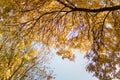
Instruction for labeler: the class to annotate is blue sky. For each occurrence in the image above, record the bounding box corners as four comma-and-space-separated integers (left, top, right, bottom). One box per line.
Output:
50, 49, 98, 80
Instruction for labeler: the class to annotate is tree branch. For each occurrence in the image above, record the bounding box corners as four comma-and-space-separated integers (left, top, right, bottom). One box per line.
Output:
73, 5, 120, 12
57, 0, 74, 9
57, 0, 120, 12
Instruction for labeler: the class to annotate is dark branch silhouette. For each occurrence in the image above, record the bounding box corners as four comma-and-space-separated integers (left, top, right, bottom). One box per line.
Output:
73, 5, 120, 12
57, 0, 120, 12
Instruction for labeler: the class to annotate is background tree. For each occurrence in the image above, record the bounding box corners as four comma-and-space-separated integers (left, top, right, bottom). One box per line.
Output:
0, 0, 120, 80
0, 0, 54, 80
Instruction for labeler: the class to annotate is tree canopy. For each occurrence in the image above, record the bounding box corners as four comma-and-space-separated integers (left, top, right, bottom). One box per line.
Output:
0, 0, 120, 80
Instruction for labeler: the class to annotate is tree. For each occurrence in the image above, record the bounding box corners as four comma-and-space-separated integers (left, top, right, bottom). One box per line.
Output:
0, 0, 53, 80
0, 0, 120, 80
0, 19, 53, 80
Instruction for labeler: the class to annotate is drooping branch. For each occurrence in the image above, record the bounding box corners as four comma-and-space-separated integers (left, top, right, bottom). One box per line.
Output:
57, 0, 120, 12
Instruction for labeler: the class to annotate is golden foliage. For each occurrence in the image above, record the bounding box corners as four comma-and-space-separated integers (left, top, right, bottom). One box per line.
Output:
0, 0, 120, 79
